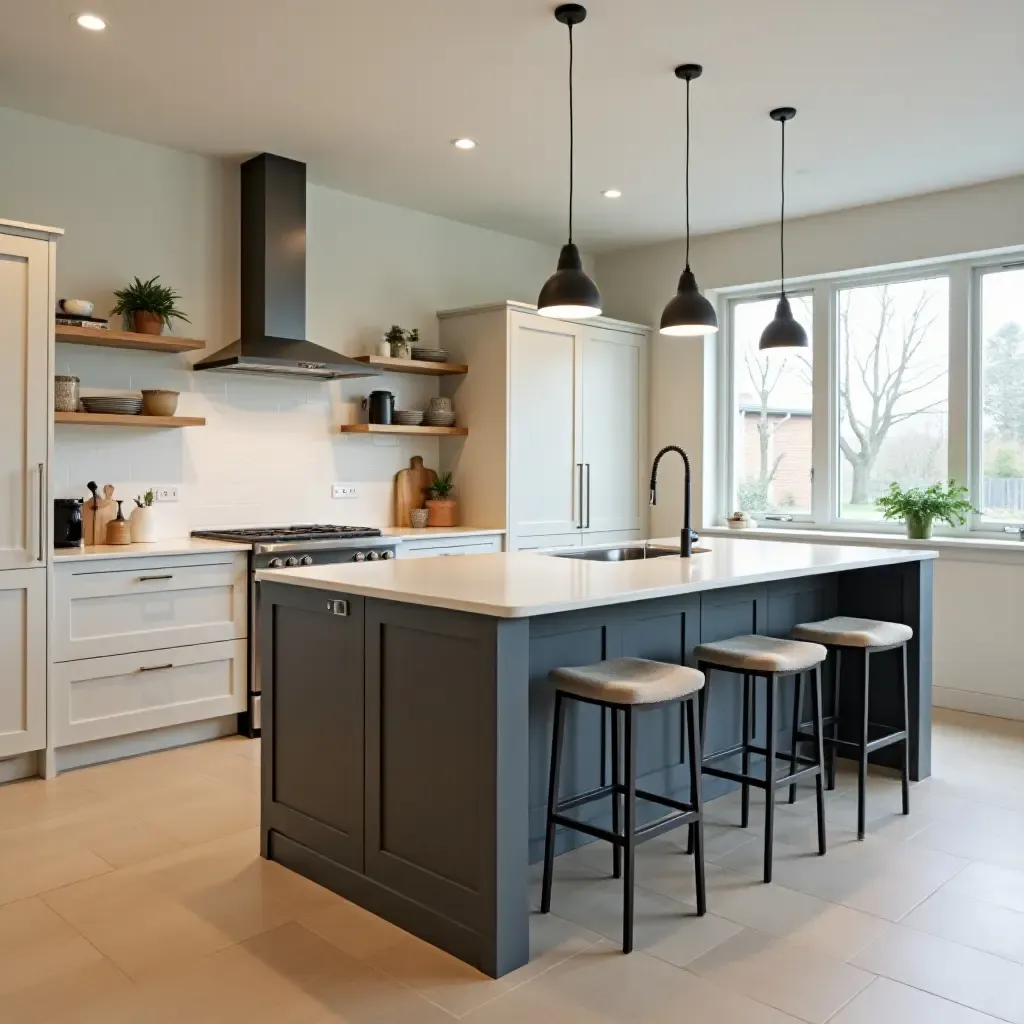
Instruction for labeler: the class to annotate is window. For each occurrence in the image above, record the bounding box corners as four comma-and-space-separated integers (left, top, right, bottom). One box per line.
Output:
721, 255, 1024, 535
837, 277, 949, 520
980, 267, 1024, 523
731, 296, 813, 517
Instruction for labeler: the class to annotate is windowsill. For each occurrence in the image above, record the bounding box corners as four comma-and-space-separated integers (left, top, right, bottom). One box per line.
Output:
702, 524, 1024, 557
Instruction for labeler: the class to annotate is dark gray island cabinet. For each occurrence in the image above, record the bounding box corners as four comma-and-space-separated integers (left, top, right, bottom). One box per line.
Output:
257, 538, 936, 978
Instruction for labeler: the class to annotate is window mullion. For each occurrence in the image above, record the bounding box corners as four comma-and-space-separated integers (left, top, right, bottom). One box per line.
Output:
811, 281, 834, 525
947, 262, 972, 527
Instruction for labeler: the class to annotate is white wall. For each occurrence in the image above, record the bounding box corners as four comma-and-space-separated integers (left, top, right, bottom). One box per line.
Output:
0, 104, 563, 531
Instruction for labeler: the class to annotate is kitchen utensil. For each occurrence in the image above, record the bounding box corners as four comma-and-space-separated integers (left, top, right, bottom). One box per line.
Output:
60, 298, 94, 317
104, 500, 132, 545
54, 375, 80, 413
53, 498, 84, 548
409, 508, 430, 528
367, 390, 396, 425
394, 455, 437, 528
393, 410, 424, 426
141, 389, 179, 416
81, 396, 143, 415
83, 481, 99, 545
93, 484, 117, 544
412, 347, 448, 362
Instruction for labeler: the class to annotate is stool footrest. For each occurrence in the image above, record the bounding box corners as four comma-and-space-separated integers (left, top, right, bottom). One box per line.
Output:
798, 723, 908, 755
704, 743, 818, 767
556, 783, 616, 813
551, 805, 697, 850
703, 761, 821, 790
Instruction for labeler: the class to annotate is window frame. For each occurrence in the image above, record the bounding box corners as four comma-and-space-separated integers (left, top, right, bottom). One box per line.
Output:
716, 250, 1024, 537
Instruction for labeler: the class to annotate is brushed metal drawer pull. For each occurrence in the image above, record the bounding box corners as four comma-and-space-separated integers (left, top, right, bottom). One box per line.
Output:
327, 599, 349, 617
138, 663, 174, 673
137, 574, 174, 582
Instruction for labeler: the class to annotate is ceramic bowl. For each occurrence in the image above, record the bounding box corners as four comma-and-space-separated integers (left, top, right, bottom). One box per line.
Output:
61, 298, 94, 317
141, 389, 180, 416
394, 410, 424, 426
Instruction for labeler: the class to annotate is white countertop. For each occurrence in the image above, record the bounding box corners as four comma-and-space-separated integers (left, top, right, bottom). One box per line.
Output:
256, 536, 938, 618
380, 527, 505, 540
53, 538, 251, 561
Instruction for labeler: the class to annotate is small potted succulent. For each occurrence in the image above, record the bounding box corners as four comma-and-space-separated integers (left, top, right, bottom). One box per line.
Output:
875, 480, 977, 539
426, 472, 458, 527
130, 489, 159, 543
111, 276, 190, 336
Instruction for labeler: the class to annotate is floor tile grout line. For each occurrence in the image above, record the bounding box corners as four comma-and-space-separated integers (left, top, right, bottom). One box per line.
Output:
40, 895, 139, 988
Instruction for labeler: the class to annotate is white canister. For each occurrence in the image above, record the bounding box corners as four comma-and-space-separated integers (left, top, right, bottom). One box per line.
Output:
130, 505, 160, 543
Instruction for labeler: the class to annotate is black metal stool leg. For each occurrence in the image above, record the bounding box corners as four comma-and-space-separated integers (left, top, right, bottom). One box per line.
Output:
686, 696, 707, 916
789, 672, 803, 804
858, 650, 871, 841
540, 691, 566, 913
622, 706, 637, 954
900, 643, 911, 816
687, 664, 710, 855
741, 673, 752, 828
763, 673, 777, 884
811, 663, 827, 855
611, 707, 622, 878
829, 648, 842, 791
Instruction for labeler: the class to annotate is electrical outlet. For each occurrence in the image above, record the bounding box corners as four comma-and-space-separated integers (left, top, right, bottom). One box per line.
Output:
154, 486, 179, 502
332, 483, 359, 499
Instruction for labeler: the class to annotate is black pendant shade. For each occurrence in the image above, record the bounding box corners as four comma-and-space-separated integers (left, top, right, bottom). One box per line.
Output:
759, 106, 807, 350
537, 4, 602, 320
659, 63, 717, 337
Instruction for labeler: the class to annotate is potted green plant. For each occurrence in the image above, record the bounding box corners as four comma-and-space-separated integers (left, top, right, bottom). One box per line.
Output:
130, 489, 159, 543
426, 472, 457, 527
111, 276, 190, 336
875, 480, 977, 539
385, 324, 411, 359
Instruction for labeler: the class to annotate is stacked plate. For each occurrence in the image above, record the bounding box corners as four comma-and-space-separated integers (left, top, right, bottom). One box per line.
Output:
393, 410, 424, 426
423, 410, 456, 427
81, 395, 143, 415
411, 347, 448, 363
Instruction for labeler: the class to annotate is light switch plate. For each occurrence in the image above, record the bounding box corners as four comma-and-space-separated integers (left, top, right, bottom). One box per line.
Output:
332, 483, 359, 499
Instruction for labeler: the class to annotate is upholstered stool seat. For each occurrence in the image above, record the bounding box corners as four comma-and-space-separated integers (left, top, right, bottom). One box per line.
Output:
792, 616, 912, 649
551, 657, 705, 705
694, 635, 827, 675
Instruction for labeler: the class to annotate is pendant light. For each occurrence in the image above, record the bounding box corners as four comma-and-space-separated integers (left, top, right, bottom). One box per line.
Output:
759, 107, 808, 349
660, 64, 718, 337
537, 4, 602, 319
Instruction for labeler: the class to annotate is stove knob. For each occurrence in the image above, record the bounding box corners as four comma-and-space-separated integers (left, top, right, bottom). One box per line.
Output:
367, 550, 381, 561
268, 557, 284, 569
285, 556, 300, 568
381, 550, 394, 560
300, 555, 314, 567
354, 551, 367, 562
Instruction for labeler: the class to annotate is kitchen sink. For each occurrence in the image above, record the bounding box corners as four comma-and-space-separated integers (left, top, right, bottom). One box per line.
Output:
549, 544, 710, 561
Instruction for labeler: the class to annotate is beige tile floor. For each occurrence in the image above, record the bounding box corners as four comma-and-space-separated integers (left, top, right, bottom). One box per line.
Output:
1, 708, 1023, 1022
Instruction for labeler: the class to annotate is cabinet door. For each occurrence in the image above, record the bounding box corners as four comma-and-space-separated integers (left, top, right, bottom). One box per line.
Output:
508, 312, 583, 539
0, 235, 50, 570
0, 567, 46, 757
581, 327, 645, 534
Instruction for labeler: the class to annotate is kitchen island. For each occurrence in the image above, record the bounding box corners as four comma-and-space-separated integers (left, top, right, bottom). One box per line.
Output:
256, 537, 935, 977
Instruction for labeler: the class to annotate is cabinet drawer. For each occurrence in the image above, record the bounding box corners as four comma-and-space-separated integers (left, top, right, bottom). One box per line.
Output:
54, 555, 247, 661
52, 640, 247, 747
399, 536, 503, 559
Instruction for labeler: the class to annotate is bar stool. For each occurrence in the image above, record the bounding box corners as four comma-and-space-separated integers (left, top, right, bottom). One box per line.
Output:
540, 657, 707, 954
791, 616, 912, 840
693, 635, 828, 884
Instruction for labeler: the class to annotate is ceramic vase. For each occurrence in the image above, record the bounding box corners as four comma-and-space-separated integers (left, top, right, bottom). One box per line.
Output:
130, 505, 159, 543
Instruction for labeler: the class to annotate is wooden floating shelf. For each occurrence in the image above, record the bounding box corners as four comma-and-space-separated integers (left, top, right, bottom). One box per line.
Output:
338, 424, 468, 437
55, 325, 206, 354
353, 355, 468, 377
55, 411, 206, 428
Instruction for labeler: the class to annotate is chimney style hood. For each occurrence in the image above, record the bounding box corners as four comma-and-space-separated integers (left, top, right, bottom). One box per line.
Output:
195, 153, 378, 380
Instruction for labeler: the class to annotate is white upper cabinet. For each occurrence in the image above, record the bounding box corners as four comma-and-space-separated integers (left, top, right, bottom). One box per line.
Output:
0, 231, 51, 571
508, 312, 583, 538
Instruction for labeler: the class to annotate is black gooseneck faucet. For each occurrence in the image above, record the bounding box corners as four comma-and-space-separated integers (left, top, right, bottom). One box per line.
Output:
650, 445, 697, 557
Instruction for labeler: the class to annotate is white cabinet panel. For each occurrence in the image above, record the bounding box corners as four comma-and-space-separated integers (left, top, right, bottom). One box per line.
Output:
0, 235, 50, 570
582, 327, 644, 534
0, 567, 45, 757
54, 554, 247, 662
398, 536, 503, 558
508, 312, 583, 539
52, 640, 247, 746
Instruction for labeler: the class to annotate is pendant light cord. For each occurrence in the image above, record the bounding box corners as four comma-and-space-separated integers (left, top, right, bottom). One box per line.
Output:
779, 116, 786, 297
567, 21, 575, 244
684, 74, 691, 270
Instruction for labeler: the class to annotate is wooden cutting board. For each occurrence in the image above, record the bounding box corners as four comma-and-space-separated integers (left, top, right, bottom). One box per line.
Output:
83, 484, 117, 546
394, 456, 437, 527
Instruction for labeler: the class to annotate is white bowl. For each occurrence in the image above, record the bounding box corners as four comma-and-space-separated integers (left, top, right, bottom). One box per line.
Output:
61, 299, 94, 317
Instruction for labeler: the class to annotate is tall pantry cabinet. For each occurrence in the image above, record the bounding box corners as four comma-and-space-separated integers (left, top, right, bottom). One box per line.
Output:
0, 220, 58, 763
438, 302, 648, 551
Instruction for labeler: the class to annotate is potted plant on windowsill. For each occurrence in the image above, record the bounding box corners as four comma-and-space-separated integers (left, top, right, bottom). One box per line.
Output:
875, 480, 976, 539
426, 472, 457, 527
111, 276, 190, 336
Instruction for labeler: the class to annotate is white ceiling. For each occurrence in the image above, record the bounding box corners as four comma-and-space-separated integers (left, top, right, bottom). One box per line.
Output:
2, 0, 1023, 250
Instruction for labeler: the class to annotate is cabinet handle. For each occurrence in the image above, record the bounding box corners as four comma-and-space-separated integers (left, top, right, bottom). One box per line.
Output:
585, 463, 591, 530
138, 663, 173, 673
37, 463, 45, 563
327, 599, 349, 617
137, 574, 174, 582
576, 463, 584, 529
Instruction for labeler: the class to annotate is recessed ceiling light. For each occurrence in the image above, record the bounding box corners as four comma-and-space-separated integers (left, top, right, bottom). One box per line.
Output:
75, 13, 107, 30
602, 189, 622, 199
452, 138, 477, 150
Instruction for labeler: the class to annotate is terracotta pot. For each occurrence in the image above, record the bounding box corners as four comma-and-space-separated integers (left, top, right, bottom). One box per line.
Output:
426, 499, 457, 528
132, 311, 164, 335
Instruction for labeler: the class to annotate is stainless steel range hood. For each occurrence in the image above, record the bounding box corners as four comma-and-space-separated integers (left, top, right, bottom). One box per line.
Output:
194, 153, 378, 381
